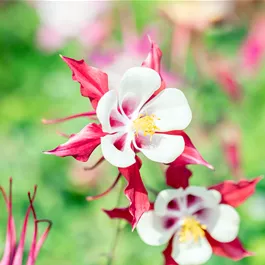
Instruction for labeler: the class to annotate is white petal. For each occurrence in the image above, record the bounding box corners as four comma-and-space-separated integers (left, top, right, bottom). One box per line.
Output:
155, 189, 184, 216
119, 67, 161, 115
100, 133, 135, 168
136, 211, 175, 246
97, 90, 126, 133
134, 134, 185, 164
208, 189, 222, 204
141, 88, 192, 131
172, 235, 212, 265
184, 186, 221, 214
207, 204, 240, 243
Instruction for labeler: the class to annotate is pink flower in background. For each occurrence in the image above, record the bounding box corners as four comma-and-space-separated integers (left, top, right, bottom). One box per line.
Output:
0, 179, 52, 265
210, 57, 242, 101
43, 39, 212, 227
105, 175, 261, 265
90, 34, 182, 90
32, 1, 112, 51
241, 15, 265, 74
160, 1, 234, 32
160, 1, 235, 66
220, 123, 243, 180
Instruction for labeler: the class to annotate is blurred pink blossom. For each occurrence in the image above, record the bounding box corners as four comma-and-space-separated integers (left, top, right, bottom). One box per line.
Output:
90, 34, 183, 90
212, 58, 242, 101
160, 1, 234, 32
32, 1, 113, 52
240, 15, 265, 74
219, 123, 243, 180
160, 1, 235, 65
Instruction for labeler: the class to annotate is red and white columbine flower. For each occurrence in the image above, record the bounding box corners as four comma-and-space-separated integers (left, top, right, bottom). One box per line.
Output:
96, 66, 192, 168
0, 179, 52, 265
44, 38, 211, 227
137, 187, 241, 265
105, 176, 261, 265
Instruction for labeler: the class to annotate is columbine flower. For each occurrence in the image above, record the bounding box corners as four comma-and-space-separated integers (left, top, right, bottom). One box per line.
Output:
31, 1, 112, 51
0, 178, 52, 265
43, 38, 211, 227
137, 186, 241, 265
94, 66, 192, 168
105, 176, 261, 264
45, 64, 193, 168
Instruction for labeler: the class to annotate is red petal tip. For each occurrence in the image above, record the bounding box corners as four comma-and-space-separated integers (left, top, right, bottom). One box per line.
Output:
257, 175, 264, 181
131, 225, 137, 231
43, 150, 53, 155
208, 164, 215, 170
56, 131, 71, 138
41, 118, 49, 124
245, 251, 255, 258
86, 173, 121, 201
147, 34, 152, 43
86, 196, 95, 201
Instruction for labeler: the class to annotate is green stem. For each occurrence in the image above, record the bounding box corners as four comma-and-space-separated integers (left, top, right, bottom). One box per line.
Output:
106, 180, 124, 265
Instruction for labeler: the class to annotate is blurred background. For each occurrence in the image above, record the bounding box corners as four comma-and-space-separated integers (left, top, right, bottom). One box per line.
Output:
0, 1, 265, 265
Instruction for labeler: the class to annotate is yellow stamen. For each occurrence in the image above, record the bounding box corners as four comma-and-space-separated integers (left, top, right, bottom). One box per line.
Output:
133, 113, 160, 140
178, 217, 207, 243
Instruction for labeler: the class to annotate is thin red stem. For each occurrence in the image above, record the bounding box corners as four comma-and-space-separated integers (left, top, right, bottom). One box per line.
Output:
34, 219, 52, 260
56, 131, 71, 138
12, 186, 37, 265
86, 173, 121, 201
26, 191, 38, 265
106, 180, 124, 265
42, 111, 97, 125
84, 156, 105, 171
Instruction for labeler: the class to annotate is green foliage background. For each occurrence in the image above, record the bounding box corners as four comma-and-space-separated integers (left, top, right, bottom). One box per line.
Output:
0, 1, 264, 265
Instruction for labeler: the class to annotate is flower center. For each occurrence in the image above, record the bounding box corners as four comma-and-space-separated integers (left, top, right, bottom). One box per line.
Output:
133, 113, 160, 140
178, 216, 207, 243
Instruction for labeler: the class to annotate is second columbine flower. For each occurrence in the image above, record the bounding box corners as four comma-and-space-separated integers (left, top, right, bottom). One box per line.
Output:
137, 187, 240, 265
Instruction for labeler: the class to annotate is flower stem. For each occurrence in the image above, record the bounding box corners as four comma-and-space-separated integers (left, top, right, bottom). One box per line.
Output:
106, 179, 124, 265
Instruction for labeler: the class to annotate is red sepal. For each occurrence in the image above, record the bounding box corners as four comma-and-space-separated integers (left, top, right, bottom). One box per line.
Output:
119, 161, 150, 230
104, 203, 154, 226
165, 131, 213, 188
166, 166, 192, 189
206, 234, 253, 261
60, 55, 109, 109
142, 36, 162, 77
104, 207, 133, 225
141, 37, 167, 96
209, 176, 262, 207
163, 237, 178, 265
44, 123, 105, 162
170, 132, 213, 169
